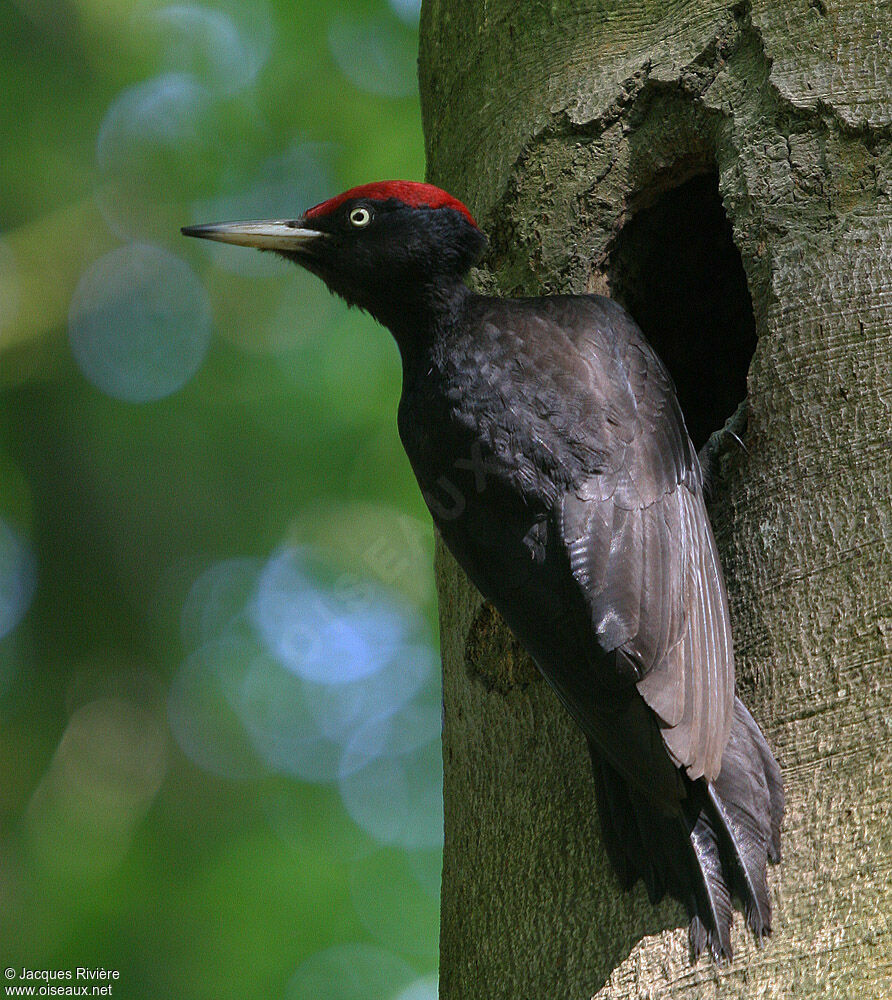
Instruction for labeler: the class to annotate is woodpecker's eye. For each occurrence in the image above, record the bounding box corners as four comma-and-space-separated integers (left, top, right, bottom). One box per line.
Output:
349, 207, 372, 228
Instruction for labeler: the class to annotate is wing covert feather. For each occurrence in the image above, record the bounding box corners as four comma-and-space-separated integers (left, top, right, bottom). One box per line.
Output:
553, 298, 735, 782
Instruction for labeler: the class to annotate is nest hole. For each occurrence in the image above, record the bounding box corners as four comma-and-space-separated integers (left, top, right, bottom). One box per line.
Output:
607, 172, 756, 450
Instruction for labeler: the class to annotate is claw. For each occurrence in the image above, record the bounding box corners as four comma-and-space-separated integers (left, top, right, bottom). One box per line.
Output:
698, 399, 749, 491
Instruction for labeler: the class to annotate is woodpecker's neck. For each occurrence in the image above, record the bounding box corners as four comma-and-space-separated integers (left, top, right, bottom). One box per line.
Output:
369, 276, 473, 376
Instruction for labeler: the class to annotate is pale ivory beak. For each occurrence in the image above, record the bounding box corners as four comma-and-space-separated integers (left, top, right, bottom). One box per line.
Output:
181, 220, 324, 251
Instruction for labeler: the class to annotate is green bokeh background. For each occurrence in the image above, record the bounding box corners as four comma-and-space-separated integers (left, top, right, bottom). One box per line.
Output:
0, 1, 439, 996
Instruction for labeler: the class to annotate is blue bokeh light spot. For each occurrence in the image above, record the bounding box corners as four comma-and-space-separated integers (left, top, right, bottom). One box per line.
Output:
189, 140, 335, 278
338, 694, 444, 849
167, 634, 269, 782
327, 17, 417, 98
96, 73, 221, 240
237, 652, 344, 783
407, 846, 442, 899
0, 518, 37, 640
388, 0, 422, 25
173, 551, 439, 785
286, 944, 416, 1000
305, 642, 435, 748
339, 694, 441, 777
252, 547, 418, 686
150, 3, 272, 95
68, 243, 212, 403
181, 557, 263, 651
394, 975, 439, 1000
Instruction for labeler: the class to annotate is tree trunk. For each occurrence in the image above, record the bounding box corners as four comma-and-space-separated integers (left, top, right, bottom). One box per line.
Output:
418, 1, 892, 997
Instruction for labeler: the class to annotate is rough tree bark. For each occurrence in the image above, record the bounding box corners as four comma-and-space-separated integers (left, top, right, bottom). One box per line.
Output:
418, 1, 891, 997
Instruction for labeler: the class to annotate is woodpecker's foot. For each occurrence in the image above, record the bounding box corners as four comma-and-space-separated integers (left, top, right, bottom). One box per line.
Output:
698, 399, 749, 491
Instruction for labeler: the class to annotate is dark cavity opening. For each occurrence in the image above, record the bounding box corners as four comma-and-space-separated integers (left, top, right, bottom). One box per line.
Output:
607, 172, 756, 451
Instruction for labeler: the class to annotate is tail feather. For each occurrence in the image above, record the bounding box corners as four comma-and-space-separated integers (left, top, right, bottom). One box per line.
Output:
706, 699, 783, 937
593, 751, 735, 960
687, 805, 734, 959
706, 782, 771, 936
736, 700, 785, 862
589, 697, 783, 962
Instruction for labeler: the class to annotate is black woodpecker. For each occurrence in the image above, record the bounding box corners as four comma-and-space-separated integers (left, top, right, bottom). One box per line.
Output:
183, 181, 784, 961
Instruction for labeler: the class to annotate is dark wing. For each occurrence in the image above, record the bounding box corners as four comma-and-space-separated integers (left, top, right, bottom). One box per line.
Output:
550, 297, 735, 782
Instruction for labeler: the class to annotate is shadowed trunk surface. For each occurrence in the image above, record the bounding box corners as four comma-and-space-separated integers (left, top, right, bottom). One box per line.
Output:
418, 1, 892, 996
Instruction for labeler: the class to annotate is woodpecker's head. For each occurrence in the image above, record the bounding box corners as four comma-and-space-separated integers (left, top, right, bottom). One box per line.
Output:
182, 181, 486, 326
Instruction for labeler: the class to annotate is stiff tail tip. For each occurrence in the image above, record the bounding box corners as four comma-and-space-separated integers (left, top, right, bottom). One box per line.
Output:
591, 697, 783, 965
